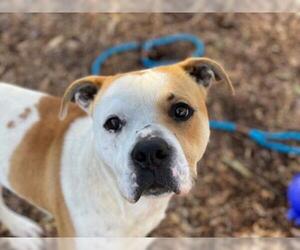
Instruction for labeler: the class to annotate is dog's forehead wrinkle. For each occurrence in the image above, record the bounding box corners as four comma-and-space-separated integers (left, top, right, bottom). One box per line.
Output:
167, 93, 175, 101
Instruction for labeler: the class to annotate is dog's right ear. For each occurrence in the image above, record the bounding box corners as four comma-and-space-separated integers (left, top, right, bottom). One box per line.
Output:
178, 57, 235, 95
59, 76, 105, 120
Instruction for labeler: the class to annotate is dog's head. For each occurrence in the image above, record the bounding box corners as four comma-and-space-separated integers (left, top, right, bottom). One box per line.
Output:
60, 57, 233, 203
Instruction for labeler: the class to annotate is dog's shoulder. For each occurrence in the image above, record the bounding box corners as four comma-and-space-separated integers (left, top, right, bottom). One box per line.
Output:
0, 83, 46, 188
0, 83, 86, 213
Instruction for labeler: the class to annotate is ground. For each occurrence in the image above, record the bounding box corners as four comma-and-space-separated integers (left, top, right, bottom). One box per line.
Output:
0, 13, 299, 237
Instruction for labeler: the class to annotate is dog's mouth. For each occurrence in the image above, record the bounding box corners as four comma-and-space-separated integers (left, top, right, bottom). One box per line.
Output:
143, 182, 173, 196
133, 182, 177, 203
132, 169, 180, 202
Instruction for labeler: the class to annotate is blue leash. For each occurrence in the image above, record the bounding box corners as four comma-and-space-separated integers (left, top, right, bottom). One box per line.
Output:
91, 33, 205, 75
91, 33, 300, 156
210, 121, 300, 155
91, 41, 140, 76
141, 33, 205, 68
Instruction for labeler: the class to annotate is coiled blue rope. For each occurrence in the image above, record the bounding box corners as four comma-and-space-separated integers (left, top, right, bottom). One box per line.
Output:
91, 33, 300, 156
91, 41, 140, 76
141, 33, 205, 68
91, 33, 204, 75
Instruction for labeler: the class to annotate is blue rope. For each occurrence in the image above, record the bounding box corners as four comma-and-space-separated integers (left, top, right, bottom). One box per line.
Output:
249, 129, 300, 155
91, 33, 204, 75
209, 120, 236, 133
91, 34, 300, 156
141, 33, 205, 68
91, 42, 140, 75
210, 121, 300, 156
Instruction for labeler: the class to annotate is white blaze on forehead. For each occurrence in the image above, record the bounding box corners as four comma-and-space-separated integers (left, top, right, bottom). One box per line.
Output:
103, 70, 168, 100
93, 70, 169, 126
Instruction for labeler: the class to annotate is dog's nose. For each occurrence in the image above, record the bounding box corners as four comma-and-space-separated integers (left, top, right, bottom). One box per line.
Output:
131, 137, 171, 169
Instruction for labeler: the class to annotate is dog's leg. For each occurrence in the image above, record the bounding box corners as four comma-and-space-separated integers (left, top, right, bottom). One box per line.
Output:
0, 186, 42, 237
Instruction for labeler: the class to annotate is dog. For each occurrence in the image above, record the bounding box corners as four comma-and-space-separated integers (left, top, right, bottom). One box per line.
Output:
0, 57, 233, 249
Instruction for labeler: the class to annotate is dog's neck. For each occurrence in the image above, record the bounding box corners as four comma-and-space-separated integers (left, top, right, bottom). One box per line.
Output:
60, 116, 172, 236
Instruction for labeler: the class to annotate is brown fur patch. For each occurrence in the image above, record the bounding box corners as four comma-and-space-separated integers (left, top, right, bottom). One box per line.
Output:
19, 107, 31, 120
9, 96, 86, 236
157, 65, 210, 176
7, 120, 15, 129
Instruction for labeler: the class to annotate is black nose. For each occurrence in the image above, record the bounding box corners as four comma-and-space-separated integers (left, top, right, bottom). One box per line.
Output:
131, 137, 171, 169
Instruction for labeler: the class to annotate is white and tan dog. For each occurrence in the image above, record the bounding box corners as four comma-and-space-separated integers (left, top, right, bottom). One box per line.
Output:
0, 58, 232, 248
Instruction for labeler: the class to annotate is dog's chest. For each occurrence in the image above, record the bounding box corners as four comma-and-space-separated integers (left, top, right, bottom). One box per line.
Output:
70, 195, 171, 236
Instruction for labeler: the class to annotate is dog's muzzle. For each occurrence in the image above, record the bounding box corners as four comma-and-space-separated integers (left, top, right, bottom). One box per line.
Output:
131, 137, 180, 202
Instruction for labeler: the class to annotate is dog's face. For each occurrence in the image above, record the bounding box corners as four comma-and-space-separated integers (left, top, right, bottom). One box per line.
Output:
60, 57, 233, 203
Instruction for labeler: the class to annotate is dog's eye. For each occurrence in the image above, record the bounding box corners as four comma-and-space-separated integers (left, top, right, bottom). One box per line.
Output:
169, 102, 194, 122
103, 116, 123, 132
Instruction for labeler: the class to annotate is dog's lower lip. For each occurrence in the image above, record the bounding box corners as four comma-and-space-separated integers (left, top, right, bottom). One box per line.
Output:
131, 182, 179, 203
133, 189, 143, 203
142, 182, 176, 196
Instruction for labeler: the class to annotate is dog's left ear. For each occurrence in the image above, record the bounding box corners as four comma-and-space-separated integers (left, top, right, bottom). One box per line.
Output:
179, 57, 235, 94
59, 76, 105, 120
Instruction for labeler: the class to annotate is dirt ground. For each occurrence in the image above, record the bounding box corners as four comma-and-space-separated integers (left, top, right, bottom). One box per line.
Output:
0, 13, 299, 237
